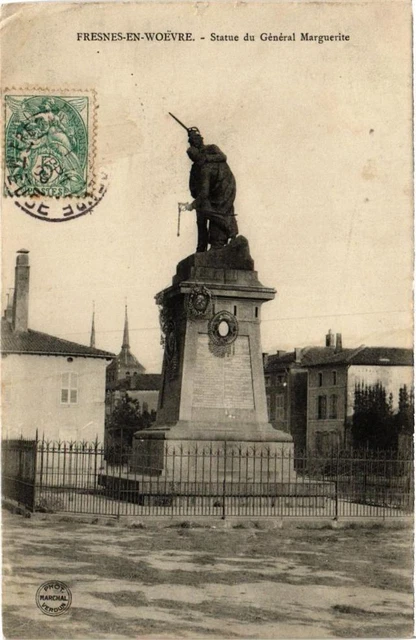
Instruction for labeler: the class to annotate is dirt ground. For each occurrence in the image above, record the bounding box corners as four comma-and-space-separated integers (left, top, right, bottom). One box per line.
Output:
2, 511, 414, 639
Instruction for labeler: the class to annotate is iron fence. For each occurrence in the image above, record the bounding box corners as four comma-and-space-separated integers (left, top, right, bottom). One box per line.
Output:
2, 438, 414, 518
2, 437, 38, 511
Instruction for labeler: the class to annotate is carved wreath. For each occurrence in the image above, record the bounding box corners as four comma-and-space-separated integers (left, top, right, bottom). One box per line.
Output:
208, 310, 239, 347
155, 291, 170, 347
187, 284, 212, 320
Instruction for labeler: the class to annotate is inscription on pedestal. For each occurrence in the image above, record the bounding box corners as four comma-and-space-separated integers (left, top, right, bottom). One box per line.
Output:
193, 335, 254, 409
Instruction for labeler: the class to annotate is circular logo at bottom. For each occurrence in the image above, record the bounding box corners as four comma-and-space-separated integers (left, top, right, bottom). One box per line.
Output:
36, 581, 72, 616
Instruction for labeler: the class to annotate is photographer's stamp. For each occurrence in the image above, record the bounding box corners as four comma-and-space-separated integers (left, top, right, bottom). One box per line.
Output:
35, 580, 72, 617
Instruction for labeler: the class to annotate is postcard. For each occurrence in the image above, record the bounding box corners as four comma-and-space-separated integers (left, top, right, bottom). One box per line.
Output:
1, 1, 413, 638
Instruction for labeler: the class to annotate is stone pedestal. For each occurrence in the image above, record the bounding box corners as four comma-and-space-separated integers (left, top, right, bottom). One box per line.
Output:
132, 236, 293, 481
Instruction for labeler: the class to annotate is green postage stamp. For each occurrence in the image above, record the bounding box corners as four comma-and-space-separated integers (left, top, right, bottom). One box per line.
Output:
4, 90, 95, 198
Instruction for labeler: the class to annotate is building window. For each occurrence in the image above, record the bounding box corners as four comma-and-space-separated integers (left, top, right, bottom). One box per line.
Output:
317, 395, 327, 420
265, 375, 271, 388
329, 394, 338, 419
276, 394, 284, 420
61, 373, 78, 404
318, 372, 323, 387
266, 394, 271, 420
332, 371, 337, 386
277, 375, 284, 384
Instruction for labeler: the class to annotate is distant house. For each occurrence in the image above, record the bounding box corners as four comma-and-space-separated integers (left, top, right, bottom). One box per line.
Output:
2, 250, 114, 442
264, 330, 414, 454
263, 336, 337, 454
306, 337, 413, 452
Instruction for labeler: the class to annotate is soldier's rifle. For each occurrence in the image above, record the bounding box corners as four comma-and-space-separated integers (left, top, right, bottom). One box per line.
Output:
169, 113, 199, 237
168, 112, 191, 132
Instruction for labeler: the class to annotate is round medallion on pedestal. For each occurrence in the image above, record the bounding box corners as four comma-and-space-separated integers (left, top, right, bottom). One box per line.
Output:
208, 310, 239, 346
187, 285, 212, 320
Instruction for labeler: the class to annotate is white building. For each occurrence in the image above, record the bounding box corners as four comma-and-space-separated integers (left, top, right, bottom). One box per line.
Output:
2, 250, 114, 442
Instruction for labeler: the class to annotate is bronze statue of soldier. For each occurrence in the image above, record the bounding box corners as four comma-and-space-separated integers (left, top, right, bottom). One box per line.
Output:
170, 114, 238, 252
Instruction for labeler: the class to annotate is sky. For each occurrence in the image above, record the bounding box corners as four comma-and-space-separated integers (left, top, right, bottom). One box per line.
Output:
2, 1, 413, 373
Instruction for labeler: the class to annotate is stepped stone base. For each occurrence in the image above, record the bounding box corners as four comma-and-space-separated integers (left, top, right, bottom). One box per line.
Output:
131, 435, 294, 482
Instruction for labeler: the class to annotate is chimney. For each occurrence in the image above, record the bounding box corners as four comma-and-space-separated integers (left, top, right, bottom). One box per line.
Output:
262, 352, 269, 369
295, 348, 302, 363
325, 329, 335, 347
335, 333, 343, 353
12, 249, 30, 332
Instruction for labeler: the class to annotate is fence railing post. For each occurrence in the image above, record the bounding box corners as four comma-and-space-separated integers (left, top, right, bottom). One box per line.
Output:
334, 455, 339, 520
31, 436, 38, 513
38, 436, 45, 501
117, 429, 123, 519
93, 437, 99, 493
222, 441, 227, 520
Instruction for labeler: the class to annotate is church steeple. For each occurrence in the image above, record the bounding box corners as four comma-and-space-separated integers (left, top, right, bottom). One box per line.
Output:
122, 304, 130, 348
106, 303, 146, 386
90, 302, 96, 348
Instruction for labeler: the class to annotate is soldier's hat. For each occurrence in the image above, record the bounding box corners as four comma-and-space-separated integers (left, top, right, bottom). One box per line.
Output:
188, 127, 201, 135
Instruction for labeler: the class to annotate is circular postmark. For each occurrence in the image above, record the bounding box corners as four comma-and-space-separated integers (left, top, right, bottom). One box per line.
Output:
36, 580, 72, 616
5, 170, 109, 222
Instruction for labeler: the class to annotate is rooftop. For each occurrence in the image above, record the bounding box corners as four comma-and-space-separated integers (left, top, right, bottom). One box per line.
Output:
306, 346, 413, 367
265, 347, 336, 372
116, 347, 146, 372
265, 346, 413, 370
1, 318, 114, 359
